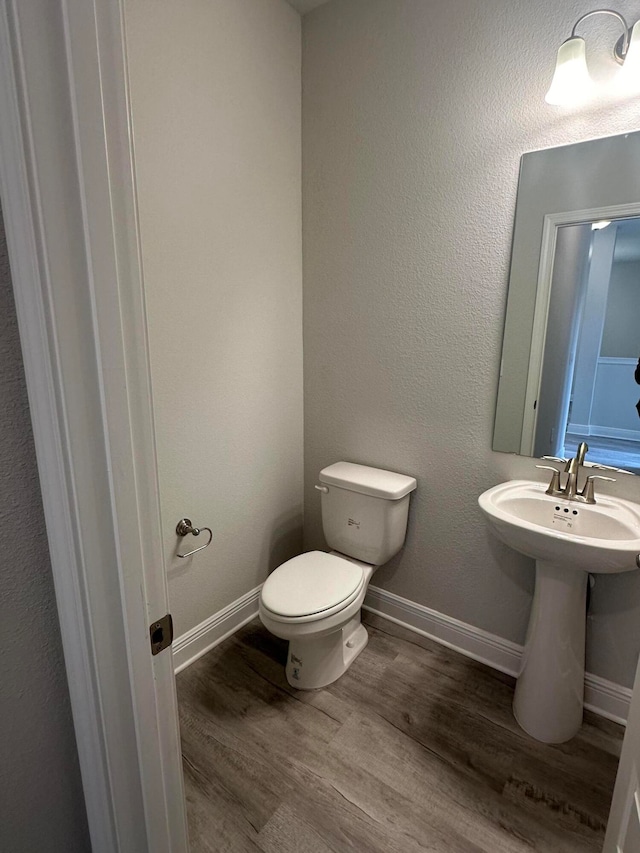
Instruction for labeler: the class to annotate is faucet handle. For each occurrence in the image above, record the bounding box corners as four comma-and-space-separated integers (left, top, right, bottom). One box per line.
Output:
536, 465, 562, 494
581, 474, 616, 504
542, 455, 568, 463
585, 462, 634, 475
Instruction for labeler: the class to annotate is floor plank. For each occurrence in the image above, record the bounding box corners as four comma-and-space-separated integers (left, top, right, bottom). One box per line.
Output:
177, 612, 623, 852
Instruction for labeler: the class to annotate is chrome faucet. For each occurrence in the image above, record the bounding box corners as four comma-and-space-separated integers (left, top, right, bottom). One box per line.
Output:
536, 442, 618, 504
564, 441, 588, 500
575, 441, 588, 468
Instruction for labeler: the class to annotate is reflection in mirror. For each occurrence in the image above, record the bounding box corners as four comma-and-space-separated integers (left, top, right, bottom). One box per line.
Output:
493, 131, 640, 472
536, 217, 640, 468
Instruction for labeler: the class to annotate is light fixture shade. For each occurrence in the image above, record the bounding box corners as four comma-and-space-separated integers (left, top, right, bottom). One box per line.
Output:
545, 37, 593, 105
617, 21, 640, 94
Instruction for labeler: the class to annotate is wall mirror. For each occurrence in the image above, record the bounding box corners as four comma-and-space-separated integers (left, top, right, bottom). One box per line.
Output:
493, 131, 640, 471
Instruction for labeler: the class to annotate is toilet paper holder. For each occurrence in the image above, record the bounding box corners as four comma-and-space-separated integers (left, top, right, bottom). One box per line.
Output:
176, 518, 213, 558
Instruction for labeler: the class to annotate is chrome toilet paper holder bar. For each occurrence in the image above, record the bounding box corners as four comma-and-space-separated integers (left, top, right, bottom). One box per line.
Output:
176, 518, 213, 558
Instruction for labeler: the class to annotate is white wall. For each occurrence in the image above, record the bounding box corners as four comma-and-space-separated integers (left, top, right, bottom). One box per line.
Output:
0, 206, 89, 851
302, 0, 640, 688
124, 0, 303, 636
602, 260, 640, 358
591, 359, 640, 435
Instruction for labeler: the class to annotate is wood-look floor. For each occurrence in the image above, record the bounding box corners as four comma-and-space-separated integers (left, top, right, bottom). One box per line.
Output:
177, 612, 623, 853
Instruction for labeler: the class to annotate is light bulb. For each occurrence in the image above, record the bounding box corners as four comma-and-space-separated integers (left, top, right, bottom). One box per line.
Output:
545, 37, 593, 105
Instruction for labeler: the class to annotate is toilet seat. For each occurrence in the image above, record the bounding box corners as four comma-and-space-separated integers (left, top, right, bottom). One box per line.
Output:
260, 551, 365, 623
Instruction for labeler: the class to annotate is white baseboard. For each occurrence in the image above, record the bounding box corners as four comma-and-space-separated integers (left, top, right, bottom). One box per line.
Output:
172, 581, 632, 725
584, 673, 632, 726
172, 585, 262, 674
364, 585, 631, 726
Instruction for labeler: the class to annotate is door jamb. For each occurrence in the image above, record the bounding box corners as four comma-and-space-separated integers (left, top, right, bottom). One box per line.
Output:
0, 1, 188, 849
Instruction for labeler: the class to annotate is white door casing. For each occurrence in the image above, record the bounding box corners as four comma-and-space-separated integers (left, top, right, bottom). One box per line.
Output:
0, 0, 188, 850
605, 652, 640, 852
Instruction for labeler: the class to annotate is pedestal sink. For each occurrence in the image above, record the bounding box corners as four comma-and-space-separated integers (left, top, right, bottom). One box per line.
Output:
479, 479, 640, 743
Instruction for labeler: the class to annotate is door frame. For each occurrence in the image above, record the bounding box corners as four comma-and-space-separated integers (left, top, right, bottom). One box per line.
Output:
605, 650, 640, 851
0, 0, 188, 850
521, 203, 640, 456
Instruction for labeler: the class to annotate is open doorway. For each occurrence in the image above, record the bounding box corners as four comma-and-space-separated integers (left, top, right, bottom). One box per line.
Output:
535, 217, 640, 470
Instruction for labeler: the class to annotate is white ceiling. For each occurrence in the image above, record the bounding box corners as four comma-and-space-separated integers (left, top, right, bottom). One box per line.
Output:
286, 0, 331, 14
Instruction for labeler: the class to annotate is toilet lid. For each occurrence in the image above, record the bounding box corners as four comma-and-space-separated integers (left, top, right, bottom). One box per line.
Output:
261, 551, 365, 618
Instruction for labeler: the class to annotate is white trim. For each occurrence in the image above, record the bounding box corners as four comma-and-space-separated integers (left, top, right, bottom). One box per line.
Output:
521, 215, 558, 455
173, 587, 262, 674
604, 654, 640, 850
59, 0, 189, 848
0, 1, 189, 849
584, 673, 633, 726
569, 423, 640, 442
598, 357, 638, 366
364, 585, 631, 725
543, 204, 640, 229
0, 3, 116, 848
364, 586, 522, 675
173, 582, 632, 724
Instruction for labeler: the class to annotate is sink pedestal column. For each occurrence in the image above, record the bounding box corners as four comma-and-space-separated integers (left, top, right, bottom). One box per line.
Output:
513, 560, 587, 743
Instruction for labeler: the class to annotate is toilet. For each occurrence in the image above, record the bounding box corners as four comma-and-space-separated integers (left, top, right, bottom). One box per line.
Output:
259, 461, 417, 689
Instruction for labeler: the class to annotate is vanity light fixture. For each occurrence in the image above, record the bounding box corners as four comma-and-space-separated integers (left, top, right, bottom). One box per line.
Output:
591, 219, 612, 229
546, 10, 640, 105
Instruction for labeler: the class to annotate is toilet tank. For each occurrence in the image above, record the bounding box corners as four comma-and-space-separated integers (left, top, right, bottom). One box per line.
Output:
318, 462, 417, 565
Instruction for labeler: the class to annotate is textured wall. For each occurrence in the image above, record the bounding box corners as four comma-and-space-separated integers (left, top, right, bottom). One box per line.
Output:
124, 0, 303, 636
302, 0, 640, 687
0, 206, 89, 850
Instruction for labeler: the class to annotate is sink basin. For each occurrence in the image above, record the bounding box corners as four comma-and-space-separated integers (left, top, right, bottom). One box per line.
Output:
478, 478, 640, 744
479, 479, 640, 574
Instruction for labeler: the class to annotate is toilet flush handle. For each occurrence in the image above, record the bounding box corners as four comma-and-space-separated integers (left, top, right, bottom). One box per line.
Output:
315, 484, 329, 494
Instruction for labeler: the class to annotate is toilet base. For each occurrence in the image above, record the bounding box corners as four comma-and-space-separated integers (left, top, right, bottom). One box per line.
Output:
285, 614, 368, 690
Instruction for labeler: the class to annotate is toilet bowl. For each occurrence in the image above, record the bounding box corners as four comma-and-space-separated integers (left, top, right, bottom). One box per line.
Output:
259, 462, 416, 689
259, 551, 374, 689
